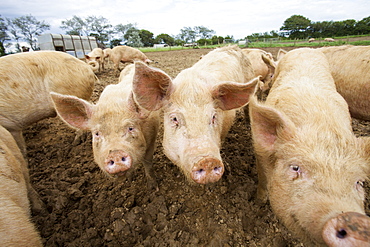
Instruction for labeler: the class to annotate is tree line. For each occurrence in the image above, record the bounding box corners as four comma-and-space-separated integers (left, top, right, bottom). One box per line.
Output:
248, 15, 370, 40
1, 14, 370, 56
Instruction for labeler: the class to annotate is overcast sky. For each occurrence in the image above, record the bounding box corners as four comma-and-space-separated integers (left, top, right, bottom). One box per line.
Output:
2, 0, 370, 40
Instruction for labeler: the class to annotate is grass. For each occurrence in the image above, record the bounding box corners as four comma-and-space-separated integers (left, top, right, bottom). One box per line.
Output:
139, 36, 370, 53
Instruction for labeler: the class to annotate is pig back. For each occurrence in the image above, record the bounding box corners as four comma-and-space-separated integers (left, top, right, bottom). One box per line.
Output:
0, 125, 42, 246
111, 46, 148, 63
266, 48, 351, 130
191, 45, 255, 84
319, 45, 370, 120
0, 51, 97, 129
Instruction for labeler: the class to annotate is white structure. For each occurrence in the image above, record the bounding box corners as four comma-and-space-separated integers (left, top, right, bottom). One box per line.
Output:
153, 44, 168, 48
38, 34, 98, 59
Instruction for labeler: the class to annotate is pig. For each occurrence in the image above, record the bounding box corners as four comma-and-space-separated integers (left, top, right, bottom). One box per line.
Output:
110, 45, 152, 73
132, 45, 259, 184
308, 38, 316, 43
241, 48, 276, 94
0, 124, 42, 246
85, 47, 105, 72
0, 51, 97, 157
318, 45, 370, 121
103, 48, 112, 68
324, 38, 335, 42
50, 61, 170, 190
249, 48, 370, 246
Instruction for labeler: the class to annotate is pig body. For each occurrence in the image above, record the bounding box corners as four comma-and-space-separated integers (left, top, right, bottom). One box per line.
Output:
103, 48, 112, 68
318, 45, 370, 120
0, 125, 42, 246
249, 48, 370, 246
0, 51, 97, 156
51, 62, 170, 189
241, 48, 276, 93
133, 45, 258, 184
85, 47, 105, 72
110, 46, 151, 72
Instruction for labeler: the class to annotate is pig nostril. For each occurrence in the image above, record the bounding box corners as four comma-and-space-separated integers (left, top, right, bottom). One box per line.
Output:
336, 229, 347, 239
109, 160, 114, 166
214, 166, 222, 173
122, 157, 126, 162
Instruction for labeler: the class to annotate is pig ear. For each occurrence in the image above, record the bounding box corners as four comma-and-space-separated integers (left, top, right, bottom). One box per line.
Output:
212, 77, 259, 110
277, 49, 287, 61
50, 92, 93, 130
262, 53, 276, 72
249, 97, 295, 152
132, 61, 172, 111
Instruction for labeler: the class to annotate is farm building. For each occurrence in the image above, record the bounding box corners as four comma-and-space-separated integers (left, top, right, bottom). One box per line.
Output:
38, 33, 98, 59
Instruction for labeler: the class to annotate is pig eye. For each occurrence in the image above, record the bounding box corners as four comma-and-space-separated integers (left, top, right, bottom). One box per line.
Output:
356, 180, 365, 191
211, 113, 217, 125
289, 165, 301, 180
169, 114, 179, 127
290, 165, 300, 172
94, 131, 100, 137
128, 127, 134, 132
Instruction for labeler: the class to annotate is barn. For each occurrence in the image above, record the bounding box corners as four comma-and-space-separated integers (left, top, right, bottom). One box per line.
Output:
38, 33, 98, 59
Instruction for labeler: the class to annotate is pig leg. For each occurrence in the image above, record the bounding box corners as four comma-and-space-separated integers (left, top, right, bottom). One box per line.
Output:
9, 130, 27, 158
142, 145, 158, 191
256, 157, 268, 203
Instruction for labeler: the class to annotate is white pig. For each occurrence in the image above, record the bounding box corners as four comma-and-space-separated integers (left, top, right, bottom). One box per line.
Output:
0, 124, 42, 246
110, 46, 152, 73
318, 45, 370, 121
132, 45, 259, 184
249, 48, 370, 246
85, 47, 105, 72
0, 51, 97, 156
50, 62, 171, 189
241, 48, 276, 93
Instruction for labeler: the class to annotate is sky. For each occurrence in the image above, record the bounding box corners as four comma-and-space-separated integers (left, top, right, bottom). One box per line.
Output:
2, 0, 370, 40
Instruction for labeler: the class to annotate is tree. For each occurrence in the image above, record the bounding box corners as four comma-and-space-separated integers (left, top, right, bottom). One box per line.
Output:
179, 27, 197, 43
194, 26, 215, 39
139, 29, 154, 47
355, 16, 370, 35
155, 33, 175, 46
211, 35, 224, 45
10, 14, 50, 50
61, 15, 113, 45
124, 27, 139, 41
115, 23, 136, 42
85, 16, 113, 45
60, 15, 86, 35
280, 15, 311, 39
126, 30, 143, 47
0, 15, 8, 56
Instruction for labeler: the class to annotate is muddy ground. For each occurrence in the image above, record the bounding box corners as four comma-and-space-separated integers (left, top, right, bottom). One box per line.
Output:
25, 46, 370, 246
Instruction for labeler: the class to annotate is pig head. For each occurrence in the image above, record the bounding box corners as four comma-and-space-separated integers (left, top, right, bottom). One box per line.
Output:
50, 62, 170, 189
133, 45, 259, 184
249, 48, 370, 246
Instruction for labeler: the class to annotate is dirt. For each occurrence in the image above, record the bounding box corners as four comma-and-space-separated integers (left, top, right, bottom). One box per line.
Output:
25, 47, 370, 247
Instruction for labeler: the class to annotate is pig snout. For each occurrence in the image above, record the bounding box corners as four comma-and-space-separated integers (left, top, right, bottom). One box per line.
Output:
104, 150, 132, 175
191, 157, 224, 184
322, 212, 370, 247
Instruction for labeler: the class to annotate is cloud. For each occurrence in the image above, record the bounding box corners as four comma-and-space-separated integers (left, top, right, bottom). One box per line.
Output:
2, 0, 369, 39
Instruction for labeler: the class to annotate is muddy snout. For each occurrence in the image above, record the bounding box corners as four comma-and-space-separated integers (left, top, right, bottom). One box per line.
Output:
191, 157, 224, 184
322, 211, 370, 247
104, 150, 132, 175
